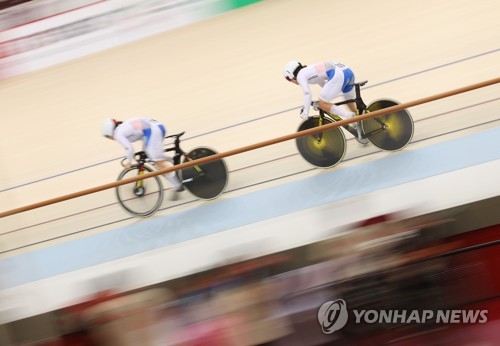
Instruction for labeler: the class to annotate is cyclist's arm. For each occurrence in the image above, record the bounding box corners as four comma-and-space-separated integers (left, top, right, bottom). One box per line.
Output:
114, 133, 135, 163
297, 75, 312, 117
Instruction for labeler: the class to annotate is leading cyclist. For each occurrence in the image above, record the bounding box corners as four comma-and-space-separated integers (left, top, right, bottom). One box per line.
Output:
283, 60, 364, 142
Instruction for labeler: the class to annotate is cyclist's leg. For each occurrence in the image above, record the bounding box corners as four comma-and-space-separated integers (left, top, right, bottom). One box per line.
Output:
318, 69, 356, 120
145, 123, 183, 191
340, 68, 357, 114
341, 69, 365, 142
320, 69, 366, 143
155, 160, 184, 192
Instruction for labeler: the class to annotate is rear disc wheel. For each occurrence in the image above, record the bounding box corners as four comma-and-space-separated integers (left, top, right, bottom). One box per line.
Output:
179, 147, 228, 200
362, 99, 414, 151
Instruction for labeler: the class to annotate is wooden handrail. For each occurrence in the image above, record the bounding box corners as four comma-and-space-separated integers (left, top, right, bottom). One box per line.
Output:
1, 77, 498, 218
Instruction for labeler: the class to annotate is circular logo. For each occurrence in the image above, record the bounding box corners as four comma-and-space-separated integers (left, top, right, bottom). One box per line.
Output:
317, 299, 348, 334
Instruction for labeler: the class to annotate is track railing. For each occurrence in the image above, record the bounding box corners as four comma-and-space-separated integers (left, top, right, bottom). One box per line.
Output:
0, 77, 499, 218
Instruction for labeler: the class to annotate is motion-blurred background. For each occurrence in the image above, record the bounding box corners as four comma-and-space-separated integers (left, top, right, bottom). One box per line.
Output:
0, 0, 499, 345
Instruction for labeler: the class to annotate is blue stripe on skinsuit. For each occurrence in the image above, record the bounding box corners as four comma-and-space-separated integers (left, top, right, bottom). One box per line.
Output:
326, 68, 354, 93
158, 124, 166, 138
143, 128, 152, 146
341, 68, 355, 93
326, 69, 335, 80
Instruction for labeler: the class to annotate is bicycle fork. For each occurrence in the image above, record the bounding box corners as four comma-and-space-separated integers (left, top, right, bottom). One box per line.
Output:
134, 165, 146, 197
315, 116, 325, 144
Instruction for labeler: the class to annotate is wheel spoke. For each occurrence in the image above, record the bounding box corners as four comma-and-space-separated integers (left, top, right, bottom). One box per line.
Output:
115, 165, 164, 217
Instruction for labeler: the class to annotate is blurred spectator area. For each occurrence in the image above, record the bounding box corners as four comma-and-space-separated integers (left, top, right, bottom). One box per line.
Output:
1, 195, 498, 345
0, 0, 33, 13
0, 0, 206, 60
0, 0, 99, 30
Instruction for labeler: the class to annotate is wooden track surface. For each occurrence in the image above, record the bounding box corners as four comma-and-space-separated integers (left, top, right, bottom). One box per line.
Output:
0, 0, 499, 256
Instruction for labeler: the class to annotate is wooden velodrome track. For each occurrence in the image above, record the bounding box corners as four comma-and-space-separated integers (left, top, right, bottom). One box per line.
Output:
0, 0, 499, 257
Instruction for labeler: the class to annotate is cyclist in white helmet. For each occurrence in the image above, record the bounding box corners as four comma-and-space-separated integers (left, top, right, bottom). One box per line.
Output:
283, 60, 364, 141
101, 117, 184, 192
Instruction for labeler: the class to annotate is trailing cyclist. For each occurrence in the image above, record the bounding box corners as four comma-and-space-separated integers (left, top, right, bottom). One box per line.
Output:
101, 117, 185, 192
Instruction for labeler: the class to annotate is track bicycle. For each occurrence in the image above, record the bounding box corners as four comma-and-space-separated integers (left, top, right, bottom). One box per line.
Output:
115, 131, 228, 217
296, 80, 414, 168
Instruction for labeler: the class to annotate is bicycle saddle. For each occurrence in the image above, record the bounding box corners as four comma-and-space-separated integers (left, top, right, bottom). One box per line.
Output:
166, 131, 185, 139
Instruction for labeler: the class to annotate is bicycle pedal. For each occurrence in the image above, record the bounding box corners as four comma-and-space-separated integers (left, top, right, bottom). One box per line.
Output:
356, 138, 370, 145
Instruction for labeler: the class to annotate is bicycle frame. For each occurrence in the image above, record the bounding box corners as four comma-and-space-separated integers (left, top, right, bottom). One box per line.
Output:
164, 132, 186, 165
122, 133, 208, 191
317, 81, 387, 138
122, 152, 149, 195
164, 132, 205, 182
334, 82, 368, 113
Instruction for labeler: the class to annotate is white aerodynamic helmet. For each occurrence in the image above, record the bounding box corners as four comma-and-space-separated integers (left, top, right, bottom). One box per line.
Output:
283, 60, 303, 81
101, 118, 118, 138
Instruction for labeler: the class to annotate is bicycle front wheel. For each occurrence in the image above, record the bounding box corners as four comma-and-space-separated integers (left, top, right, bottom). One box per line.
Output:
116, 165, 164, 217
295, 117, 346, 168
180, 147, 228, 200
362, 99, 414, 151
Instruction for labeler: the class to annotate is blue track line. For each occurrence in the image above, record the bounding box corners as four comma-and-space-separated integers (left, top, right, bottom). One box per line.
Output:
1, 126, 500, 289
